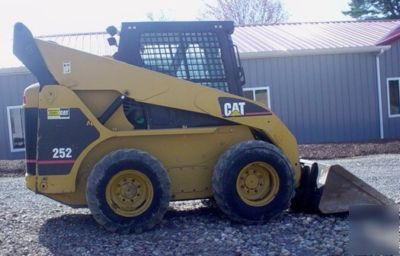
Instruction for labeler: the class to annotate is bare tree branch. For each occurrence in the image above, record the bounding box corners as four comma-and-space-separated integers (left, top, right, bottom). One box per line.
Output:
146, 10, 172, 21
203, 0, 287, 25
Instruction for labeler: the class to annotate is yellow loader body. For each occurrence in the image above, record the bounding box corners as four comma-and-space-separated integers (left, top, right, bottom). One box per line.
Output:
22, 36, 300, 206
15, 21, 393, 233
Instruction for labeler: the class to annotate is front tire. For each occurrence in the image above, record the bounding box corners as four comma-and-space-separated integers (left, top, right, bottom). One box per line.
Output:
86, 149, 171, 233
212, 140, 295, 223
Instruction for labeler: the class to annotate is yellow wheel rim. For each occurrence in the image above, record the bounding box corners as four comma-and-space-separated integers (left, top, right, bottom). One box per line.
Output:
236, 162, 280, 207
105, 170, 153, 217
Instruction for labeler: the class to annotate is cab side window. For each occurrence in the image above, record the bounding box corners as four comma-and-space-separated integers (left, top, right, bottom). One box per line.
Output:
140, 32, 229, 92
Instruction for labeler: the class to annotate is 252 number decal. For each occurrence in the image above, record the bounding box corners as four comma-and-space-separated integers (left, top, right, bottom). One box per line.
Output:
52, 148, 72, 159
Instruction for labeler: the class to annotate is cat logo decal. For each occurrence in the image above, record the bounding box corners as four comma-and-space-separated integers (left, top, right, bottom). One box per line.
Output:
218, 97, 271, 118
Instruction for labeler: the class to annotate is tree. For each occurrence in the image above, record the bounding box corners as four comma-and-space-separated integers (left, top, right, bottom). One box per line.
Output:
203, 0, 287, 25
343, 0, 400, 20
146, 10, 171, 21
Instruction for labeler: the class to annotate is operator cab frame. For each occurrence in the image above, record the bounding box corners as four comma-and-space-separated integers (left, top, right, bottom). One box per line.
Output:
110, 21, 245, 96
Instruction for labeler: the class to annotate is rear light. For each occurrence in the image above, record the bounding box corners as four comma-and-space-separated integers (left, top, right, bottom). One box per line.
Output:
23, 95, 27, 105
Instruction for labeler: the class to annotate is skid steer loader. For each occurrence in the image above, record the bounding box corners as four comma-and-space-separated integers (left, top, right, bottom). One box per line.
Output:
13, 21, 393, 233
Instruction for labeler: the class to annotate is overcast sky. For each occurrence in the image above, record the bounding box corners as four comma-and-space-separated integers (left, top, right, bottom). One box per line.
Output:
0, 0, 350, 68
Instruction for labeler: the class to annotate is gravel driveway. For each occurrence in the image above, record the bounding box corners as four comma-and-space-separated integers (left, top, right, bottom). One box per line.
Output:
0, 154, 399, 256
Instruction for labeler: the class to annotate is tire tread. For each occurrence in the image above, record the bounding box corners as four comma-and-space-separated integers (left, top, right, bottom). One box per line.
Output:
212, 140, 295, 223
86, 149, 170, 233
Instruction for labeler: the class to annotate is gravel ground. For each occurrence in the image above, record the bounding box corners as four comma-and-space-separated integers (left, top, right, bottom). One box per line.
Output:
1, 154, 399, 256
0, 160, 25, 177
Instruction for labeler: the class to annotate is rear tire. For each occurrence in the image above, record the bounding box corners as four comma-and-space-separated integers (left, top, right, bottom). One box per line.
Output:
86, 149, 171, 233
212, 140, 295, 223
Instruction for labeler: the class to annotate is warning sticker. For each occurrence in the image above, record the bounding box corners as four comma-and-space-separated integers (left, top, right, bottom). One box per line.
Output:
47, 108, 70, 120
63, 62, 71, 74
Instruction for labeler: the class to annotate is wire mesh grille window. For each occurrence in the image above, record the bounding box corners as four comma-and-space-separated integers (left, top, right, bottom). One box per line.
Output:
140, 32, 229, 92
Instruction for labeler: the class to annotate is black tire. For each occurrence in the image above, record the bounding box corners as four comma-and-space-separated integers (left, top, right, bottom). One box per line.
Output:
86, 149, 171, 233
212, 140, 295, 223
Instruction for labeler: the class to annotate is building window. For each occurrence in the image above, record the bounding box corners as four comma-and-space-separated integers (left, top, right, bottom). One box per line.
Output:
387, 78, 400, 117
243, 87, 271, 108
7, 106, 25, 152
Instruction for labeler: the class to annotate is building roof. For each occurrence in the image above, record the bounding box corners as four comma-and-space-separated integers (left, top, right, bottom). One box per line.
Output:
37, 20, 400, 60
0, 67, 31, 76
234, 20, 400, 57
38, 32, 115, 57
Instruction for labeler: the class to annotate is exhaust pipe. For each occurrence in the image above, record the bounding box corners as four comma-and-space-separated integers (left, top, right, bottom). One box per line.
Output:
13, 22, 58, 87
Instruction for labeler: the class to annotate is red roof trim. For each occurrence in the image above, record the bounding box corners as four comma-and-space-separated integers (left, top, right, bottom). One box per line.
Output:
377, 24, 400, 45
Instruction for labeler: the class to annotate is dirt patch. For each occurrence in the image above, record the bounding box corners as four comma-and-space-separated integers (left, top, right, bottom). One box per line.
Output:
0, 160, 25, 177
299, 140, 400, 160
